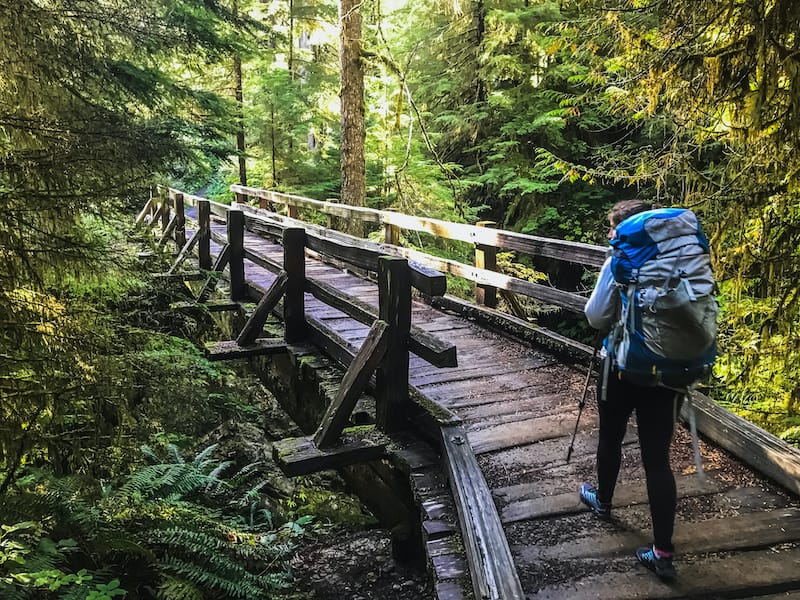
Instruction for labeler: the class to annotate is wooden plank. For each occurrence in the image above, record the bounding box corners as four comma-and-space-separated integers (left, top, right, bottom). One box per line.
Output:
530, 546, 800, 600
174, 192, 186, 248
517, 508, 800, 563
204, 338, 286, 361
197, 199, 211, 270
498, 470, 727, 523
306, 276, 456, 367
243, 247, 282, 275
314, 320, 389, 448
684, 392, 800, 496
236, 271, 287, 346
441, 425, 524, 600
170, 300, 240, 313
468, 411, 581, 455
272, 428, 388, 477
154, 271, 206, 282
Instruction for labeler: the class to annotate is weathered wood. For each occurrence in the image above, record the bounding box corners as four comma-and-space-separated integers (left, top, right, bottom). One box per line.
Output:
497, 470, 727, 523
197, 199, 212, 270
170, 300, 240, 313
227, 209, 246, 301
475, 221, 497, 308
236, 271, 288, 346
283, 227, 307, 344
683, 392, 800, 496
530, 546, 800, 600
468, 411, 580, 455
238, 206, 447, 296
441, 425, 525, 600
167, 228, 201, 275
135, 197, 153, 224
174, 192, 186, 248
154, 271, 206, 282
376, 257, 411, 433
160, 190, 170, 231
430, 294, 593, 359
519, 508, 800, 563
314, 320, 390, 448
243, 247, 282, 275
196, 243, 230, 303
306, 276, 456, 367
158, 213, 178, 247
148, 202, 164, 229
273, 428, 388, 477
231, 184, 606, 267
204, 338, 286, 361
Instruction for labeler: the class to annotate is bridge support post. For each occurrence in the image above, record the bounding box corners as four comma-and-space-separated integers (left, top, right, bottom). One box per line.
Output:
475, 221, 497, 309
197, 200, 212, 270
228, 209, 246, 301
174, 192, 186, 249
376, 256, 411, 432
284, 227, 307, 343
160, 187, 170, 232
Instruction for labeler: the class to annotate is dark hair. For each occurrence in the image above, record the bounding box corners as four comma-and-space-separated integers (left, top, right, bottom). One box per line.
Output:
607, 199, 652, 227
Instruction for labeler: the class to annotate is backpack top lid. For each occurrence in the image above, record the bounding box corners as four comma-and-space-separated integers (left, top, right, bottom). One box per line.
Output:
610, 208, 710, 275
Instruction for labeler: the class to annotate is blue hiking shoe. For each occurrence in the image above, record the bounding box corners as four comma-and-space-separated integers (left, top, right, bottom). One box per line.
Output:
579, 483, 611, 518
636, 545, 677, 579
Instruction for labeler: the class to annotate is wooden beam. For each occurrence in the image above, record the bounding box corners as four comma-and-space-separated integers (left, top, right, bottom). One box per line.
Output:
475, 221, 498, 308
135, 197, 153, 224
314, 320, 390, 448
197, 199, 211, 270
196, 243, 230, 303
273, 428, 388, 477
153, 271, 206, 282
167, 228, 201, 275
204, 338, 286, 361
441, 425, 524, 600
158, 214, 178, 247
227, 209, 246, 301
376, 257, 411, 433
305, 277, 456, 368
682, 392, 800, 496
174, 192, 186, 249
243, 247, 282, 275
170, 300, 240, 313
231, 184, 606, 267
283, 227, 307, 344
236, 271, 287, 346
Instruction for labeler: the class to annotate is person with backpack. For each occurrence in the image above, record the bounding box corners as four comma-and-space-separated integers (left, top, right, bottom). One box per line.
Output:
579, 199, 718, 580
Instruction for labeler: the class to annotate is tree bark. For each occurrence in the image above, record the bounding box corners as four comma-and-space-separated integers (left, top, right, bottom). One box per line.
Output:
233, 0, 247, 185
338, 0, 366, 237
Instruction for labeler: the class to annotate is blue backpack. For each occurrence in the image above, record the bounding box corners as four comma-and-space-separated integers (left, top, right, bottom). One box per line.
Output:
605, 208, 718, 389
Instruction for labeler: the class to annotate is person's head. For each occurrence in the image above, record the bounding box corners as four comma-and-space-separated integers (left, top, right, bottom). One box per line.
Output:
606, 199, 652, 239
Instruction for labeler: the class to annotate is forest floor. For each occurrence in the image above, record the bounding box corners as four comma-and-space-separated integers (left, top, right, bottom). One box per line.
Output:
206, 370, 435, 600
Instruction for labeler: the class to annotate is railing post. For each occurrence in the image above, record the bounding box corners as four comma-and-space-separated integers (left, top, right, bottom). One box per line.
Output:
475, 221, 497, 309
174, 192, 186, 249
160, 188, 170, 231
228, 209, 246, 301
376, 256, 411, 432
283, 227, 307, 343
383, 210, 400, 245
197, 199, 212, 270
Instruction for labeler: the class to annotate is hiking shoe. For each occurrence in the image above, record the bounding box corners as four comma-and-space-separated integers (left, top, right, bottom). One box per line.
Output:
636, 545, 677, 580
579, 483, 611, 518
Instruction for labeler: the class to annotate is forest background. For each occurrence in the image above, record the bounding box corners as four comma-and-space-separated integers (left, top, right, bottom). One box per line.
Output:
1, 0, 799, 598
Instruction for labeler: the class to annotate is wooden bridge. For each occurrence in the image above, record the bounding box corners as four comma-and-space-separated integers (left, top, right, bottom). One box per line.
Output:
138, 185, 800, 600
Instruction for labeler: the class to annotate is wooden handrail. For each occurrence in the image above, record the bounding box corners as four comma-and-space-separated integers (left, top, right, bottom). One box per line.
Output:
231, 184, 606, 267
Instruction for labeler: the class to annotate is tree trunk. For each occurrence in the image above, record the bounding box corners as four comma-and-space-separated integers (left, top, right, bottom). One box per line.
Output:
233, 0, 247, 185
338, 0, 366, 236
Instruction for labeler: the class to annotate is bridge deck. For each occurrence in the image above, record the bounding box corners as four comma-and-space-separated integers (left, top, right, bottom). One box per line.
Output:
185, 210, 800, 599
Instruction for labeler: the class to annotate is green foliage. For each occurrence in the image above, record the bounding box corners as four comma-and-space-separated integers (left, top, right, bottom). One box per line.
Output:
1, 446, 301, 600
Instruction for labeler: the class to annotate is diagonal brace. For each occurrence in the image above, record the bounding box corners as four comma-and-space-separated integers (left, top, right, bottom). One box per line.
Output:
196, 243, 231, 303
167, 228, 201, 275
314, 320, 389, 449
236, 271, 288, 346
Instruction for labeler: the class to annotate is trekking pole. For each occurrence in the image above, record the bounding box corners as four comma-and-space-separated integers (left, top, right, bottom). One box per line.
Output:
566, 335, 601, 463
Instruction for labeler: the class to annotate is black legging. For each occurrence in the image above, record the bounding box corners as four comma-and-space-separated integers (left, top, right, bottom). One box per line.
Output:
595, 362, 679, 553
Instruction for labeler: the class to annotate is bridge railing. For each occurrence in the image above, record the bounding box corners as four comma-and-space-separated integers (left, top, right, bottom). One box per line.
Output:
142, 185, 459, 449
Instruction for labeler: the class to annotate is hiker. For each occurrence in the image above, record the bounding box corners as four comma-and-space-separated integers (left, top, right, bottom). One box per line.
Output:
579, 199, 718, 580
